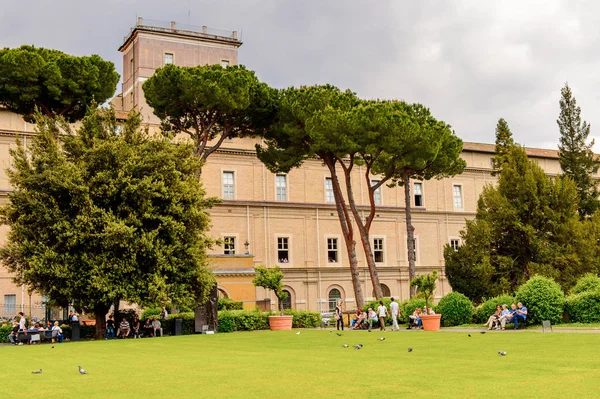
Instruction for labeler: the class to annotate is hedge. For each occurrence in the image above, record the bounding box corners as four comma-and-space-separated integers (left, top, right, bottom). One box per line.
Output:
284, 310, 321, 328
571, 273, 600, 295
565, 290, 600, 323
140, 307, 162, 321
0, 324, 11, 343
435, 292, 474, 327
473, 294, 515, 323
516, 276, 565, 324
218, 298, 244, 311
218, 310, 272, 333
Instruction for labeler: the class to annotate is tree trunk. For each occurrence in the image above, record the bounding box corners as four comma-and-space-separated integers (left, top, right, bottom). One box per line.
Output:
326, 159, 364, 309
403, 171, 417, 298
341, 164, 383, 299
93, 304, 109, 339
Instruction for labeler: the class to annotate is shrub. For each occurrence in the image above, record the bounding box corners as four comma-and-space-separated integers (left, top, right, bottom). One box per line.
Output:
435, 292, 474, 326
0, 324, 12, 343
217, 310, 273, 333
565, 290, 600, 323
400, 298, 426, 321
218, 298, 244, 311
571, 273, 600, 295
164, 312, 195, 335
515, 276, 565, 324
140, 307, 162, 321
473, 294, 515, 323
284, 310, 321, 328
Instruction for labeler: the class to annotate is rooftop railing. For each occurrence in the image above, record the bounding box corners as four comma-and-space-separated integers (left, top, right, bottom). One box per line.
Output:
123, 17, 240, 43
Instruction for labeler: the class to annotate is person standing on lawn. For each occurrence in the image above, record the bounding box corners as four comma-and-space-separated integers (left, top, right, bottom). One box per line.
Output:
389, 298, 400, 331
105, 315, 115, 340
377, 300, 387, 331
513, 302, 528, 329
335, 301, 344, 331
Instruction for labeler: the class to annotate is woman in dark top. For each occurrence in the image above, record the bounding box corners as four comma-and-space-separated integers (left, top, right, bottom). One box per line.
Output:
335, 301, 344, 331
132, 318, 141, 339
105, 315, 115, 340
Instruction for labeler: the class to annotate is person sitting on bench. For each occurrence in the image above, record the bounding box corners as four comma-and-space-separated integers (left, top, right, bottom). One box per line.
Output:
407, 308, 422, 329
8, 322, 19, 345
117, 317, 130, 338
152, 317, 163, 337
353, 310, 367, 329
52, 321, 64, 343
513, 302, 528, 329
143, 318, 154, 337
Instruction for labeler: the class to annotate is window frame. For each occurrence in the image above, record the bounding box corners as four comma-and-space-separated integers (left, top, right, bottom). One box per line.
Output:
326, 236, 340, 264
276, 236, 291, 264
452, 184, 463, 209
372, 236, 385, 264
325, 177, 334, 203
413, 182, 424, 207
164, 52, 174, 65
222, 235, 237, 255
222, 171, 235, 199
221, 59, 230, 68
371, 179, 382, 206
3, 294, 16, 315
449, 238, 461, 251
275, 174, 288, 201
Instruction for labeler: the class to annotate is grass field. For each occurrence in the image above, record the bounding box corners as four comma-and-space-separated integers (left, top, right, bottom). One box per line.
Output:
1, 329, 599, 398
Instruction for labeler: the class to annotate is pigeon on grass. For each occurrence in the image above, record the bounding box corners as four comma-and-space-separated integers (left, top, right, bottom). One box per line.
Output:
408, 348, 413, 352
78, 366, 88, 375
354, 344, 363, 350
480, 332, 486, 334
498, 350, 507, 356
378, 337, 385, 341
468, 334, 471, 337
343, 344, 349, 348
336, 333, 342, 337
296, 332, 301, 335
31, 369, 42, 374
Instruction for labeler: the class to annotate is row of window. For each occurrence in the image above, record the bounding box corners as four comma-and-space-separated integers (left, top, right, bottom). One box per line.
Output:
163, 53, 230, 68
3, 294, 16, 314
221, 236, 461, 262
221, 171, 465, 208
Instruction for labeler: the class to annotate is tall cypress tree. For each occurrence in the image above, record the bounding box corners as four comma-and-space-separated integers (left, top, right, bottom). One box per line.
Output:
492, 118, 515, 175
557, 83, 600, 217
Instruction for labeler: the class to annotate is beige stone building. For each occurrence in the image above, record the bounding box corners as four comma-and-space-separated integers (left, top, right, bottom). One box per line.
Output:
0, 19, 565, 318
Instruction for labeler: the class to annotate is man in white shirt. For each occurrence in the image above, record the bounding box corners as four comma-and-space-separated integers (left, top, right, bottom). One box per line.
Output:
377, 301, 388, 331
389, 298, 400, 331
18, 312, 26, 331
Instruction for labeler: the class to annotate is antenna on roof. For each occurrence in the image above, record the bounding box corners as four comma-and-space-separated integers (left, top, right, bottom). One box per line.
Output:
188, 0, 191, 25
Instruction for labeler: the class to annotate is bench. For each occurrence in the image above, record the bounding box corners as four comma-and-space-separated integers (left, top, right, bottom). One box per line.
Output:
320, 312, 334, 328
17, 330, 55, 344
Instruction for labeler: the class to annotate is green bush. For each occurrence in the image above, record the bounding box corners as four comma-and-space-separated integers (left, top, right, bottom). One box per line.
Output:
218, 298, 244, 311
435, 292, 474, 327
400, 298, 426, 322
284, 310, 321, 328
140, 307, 162, 321
571, 273, 600, 295
217, 310, 273, 333
473, 294, 515, 323
0, 324, 12, 343
164, 312, 195, 335
565, 290, 600, 323
515, 276, 565, 324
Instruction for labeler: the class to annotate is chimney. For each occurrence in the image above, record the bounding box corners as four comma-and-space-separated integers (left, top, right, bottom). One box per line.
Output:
171, 21, 176, 30
137, 17, 143, 26
202, 25, 207, 33
232, 31, 237, 39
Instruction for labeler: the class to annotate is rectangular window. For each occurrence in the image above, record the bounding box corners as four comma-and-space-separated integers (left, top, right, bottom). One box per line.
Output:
411, 238, 418, 262
453, 185, 463, 209
327, 238, 338, 263
223, 236, 236, 255
221, 60, 230, 68
130, 58, 134, 76
373, 238, 384, 263
165, 53, 174, 65
450, 239, 460, 251
277, 237, 289, 263
490, 157, 495, 168
325, 178, 334, 203
371, 180, 381, 205
276, 175, 287, 201
3, 294, 16, 315
414, 182, 423, 207
223, 171, 234, 199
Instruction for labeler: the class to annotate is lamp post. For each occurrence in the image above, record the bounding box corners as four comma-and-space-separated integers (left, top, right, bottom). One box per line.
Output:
244, 240, 250, 254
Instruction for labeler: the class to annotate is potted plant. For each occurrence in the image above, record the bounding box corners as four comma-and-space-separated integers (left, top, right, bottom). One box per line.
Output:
410, 270, 441, 331
252, 265, 292, 330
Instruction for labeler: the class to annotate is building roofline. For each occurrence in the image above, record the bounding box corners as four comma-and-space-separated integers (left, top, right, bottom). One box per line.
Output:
462, 142, 560, 159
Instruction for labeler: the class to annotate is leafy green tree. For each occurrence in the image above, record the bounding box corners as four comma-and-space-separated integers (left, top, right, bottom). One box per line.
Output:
410, 270, 439, 310
445, 146, 599, 302
0, 108, 216, 337
492, 118, 515, 175
0, 45, 119, 122
557, 83, 600, 217
253, 266, 288, 316
257, 85, 366, 309
143, 64, 277, 171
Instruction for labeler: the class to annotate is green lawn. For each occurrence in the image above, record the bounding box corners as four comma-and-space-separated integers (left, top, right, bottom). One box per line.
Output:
1, 330, 599, 398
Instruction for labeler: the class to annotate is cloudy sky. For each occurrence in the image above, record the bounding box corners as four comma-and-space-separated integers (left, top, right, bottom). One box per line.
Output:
2, 0, 599, 150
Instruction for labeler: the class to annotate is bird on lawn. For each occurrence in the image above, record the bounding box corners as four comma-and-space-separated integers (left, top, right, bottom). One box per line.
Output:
78, 366, 88, 375
480, 331, 486, 334
378, 337, 385, 341
296, 332, 301, 335
468, 334, 471, 337
51, 345, 55, 348
354, 344, 363, 350
336, 333, 342, 336
343, 344, 348, 348
498, 350, 507, 356
31, 369, 42, 374
408, 348, 413, 352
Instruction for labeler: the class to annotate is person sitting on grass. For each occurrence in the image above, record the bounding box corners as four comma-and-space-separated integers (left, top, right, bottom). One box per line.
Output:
117, 317, 130, 338
143, 318, 154, 337
132, 317, 141, 339
499, 304, 517, 331
484, 305, 502, 330
106, 315, 115, 340
152, 317, 163, 337
353, 310, 367, 329
367, 308, 378, 332
52, 321, 64, 343
513, 302, 528, 329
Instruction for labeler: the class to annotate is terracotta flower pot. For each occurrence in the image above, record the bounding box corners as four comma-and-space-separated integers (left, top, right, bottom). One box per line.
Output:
421, 314, 441, 331
268, 315, 293, 331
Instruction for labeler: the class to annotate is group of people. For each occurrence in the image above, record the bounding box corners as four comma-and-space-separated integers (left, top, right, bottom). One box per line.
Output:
7, 312, 64, 345
406, 306, 435, 329
105, 307, 168, 340
484, 302, 528, 330
340, 298, 403, 332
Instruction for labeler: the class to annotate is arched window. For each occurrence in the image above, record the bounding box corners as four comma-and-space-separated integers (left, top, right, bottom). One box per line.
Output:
372, 284, 391, 298
328, 288, 342, 312
281, 289, 292, 310
217, 288, 229, 299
